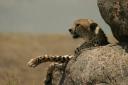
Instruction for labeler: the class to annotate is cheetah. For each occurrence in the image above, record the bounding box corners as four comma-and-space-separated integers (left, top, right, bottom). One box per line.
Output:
27, 19, 110, 85
27, 19, 110, 68
68, 19, 109, 56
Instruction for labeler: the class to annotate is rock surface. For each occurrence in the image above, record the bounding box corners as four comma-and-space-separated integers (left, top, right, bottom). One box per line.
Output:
97, 0, 128, 43
52, 45, 128, 85
47, 1, 128, 84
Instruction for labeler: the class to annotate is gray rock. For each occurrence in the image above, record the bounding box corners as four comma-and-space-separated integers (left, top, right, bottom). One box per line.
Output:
97, 0, 128, 43
52, 45, 128, 85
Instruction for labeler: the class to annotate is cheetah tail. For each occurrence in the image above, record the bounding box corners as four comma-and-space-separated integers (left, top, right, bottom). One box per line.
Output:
27, 54, 74, 68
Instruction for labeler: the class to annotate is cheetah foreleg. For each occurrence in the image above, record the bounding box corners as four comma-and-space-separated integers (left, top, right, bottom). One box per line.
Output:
75, 42, 94, 56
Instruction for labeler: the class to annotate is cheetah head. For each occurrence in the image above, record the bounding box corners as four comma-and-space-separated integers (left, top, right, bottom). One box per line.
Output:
69, 19, 100, 40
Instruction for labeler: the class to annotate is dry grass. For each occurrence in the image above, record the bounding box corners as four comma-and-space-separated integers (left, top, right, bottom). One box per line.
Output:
0, 33, 83, 85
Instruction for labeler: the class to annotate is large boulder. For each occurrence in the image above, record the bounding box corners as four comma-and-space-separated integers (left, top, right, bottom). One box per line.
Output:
97, 0, 128, 43
44, 1, 128, 84
52, 45, 128, 85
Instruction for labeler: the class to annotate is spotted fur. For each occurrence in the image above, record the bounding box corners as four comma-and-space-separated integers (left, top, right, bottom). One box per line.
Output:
27, 54, 73, 68
27, 54, 72, 85
69, 19, 109, 56
27, 19, 110, 85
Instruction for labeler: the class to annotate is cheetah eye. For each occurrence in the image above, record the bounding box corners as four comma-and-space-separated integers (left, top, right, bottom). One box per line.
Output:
76, 24, 80, 27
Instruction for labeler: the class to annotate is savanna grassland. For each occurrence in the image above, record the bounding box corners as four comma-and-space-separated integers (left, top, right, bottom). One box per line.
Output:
0, 33, 83, 85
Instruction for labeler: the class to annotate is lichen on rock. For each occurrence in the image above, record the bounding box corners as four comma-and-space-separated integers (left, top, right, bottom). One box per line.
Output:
52, 45, 128, 85
64, 45, 128, 85
97, 0, 128, 43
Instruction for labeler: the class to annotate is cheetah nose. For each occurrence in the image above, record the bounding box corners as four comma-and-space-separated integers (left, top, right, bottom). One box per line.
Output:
68, 29, 72, 32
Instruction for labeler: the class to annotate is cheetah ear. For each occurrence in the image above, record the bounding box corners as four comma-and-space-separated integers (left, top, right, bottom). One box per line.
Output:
90, 23, 100, 34
90, 23, 98, 31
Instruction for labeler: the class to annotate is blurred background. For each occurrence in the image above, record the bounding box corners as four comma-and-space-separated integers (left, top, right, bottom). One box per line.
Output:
0, 0, 112, 33
0, 0, 116, 85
